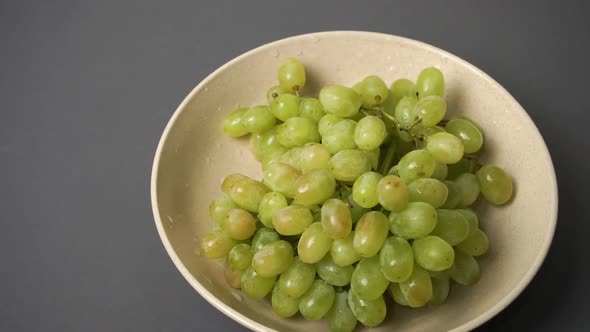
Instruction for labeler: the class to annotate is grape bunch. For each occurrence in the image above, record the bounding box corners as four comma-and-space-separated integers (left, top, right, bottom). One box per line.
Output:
202, 58, 514, 331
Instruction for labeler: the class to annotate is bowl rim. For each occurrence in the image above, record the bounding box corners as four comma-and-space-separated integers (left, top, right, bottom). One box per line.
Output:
150, 30, 558, 332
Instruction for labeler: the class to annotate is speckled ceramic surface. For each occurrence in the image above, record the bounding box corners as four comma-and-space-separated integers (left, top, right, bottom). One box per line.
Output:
151, 31, 558, 332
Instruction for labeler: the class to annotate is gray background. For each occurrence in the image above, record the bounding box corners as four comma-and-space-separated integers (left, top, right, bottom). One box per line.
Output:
1, 0, 589, 331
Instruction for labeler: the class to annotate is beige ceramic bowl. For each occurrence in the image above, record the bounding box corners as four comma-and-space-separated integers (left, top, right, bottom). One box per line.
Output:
151, 31, 558, 332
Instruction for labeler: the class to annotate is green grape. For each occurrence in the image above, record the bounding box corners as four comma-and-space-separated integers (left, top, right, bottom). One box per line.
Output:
397, 149, 436, 183
258, 127, 284, 156
270, 93, 301, 121
327, 291, 357, 332
381, 89, 398, 119
299, 280, 335, 320
407, 178, 448, 208
446, 158, 475, 180
390, 78, 417, 102
228, 244, 253, 271
347, 291, 386, 327
354, 116, 387, 150
319, 85, 362, 118
250, 133, 264, 161
279, 147, 304, 170
200, 228, 237, 258
241, 105, 276, 134
224, 265, 242, 289
426, 132, 464, 164
322, 119, 357, 154
357, 75, 390, 107
229, 178, 269, 212
223, 108, 249, 137
251, 227, 280, 254
272, 205, 313, 236
209, 194, 238, 224
412, 125, 446, 147
329, 150, 372, 182
450, 249, 480, 285
377, 175, 409, 212
399, 265, 432, 307
389, 202, 437, 239
412, 236, 455, 271
414, 96, 447, 127
271, 284, 300, 318
364, 148, 380, 170
442, 180, 462, 209
293, 169, 336, 206
347, 195, 368, 223
241, 266, 276, 300
430, 277, 450, 305
432, 161, 448, 180
454, 173, 480, 207
252, 240, 294, 277
431, 209, 469, 245
457, 228, 489, 256
321, 198, 353, 240
456, 209, 479, 235
277, 117, 321, 148
445, 118, 483, 154
316, 254, 354, 286
380, 236, 414, 282
352, 172, 383, 208
258, 192, 288, 228
299, 97, 326, 122
221, 173, 251, 194
353, 211, 389, 257
263, 162, 301, 198
266, 85, 289, 104
299, 143, 331, 173
221, 209, 256, 240
278, 57, 306, 92
394, 96, 417, 128
389, 282, 409, 306
330, 231, 362, 267
350, 256, 390, 300
476, 164, 514, 205
318, 114, 343, 136
416, 67, 444, 98
278, 256, 316, 298
298, 222, 333, 263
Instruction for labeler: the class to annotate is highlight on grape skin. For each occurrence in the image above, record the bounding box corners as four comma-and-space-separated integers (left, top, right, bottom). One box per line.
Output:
201, 58, 515, 330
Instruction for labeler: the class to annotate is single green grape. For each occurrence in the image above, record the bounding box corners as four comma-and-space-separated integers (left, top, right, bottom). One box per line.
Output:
412, 235, 455, 271
263, 162, 301, 198
397, 149, 436, 183
389, 282, 409, 306
353, 211, 389, 257
279, 147, 304, 171
377, 175, 409, 212
390, 78, 417, 103
271, 284, 300, 318
252, 240, 294, 277
430, 277, 450, 305
432, 161, 449, 181
457, 228, 489, 256
272, 205, 313, 236
394, 96, 418, 128
200, 228, 237, 258
407, 178, 448, 208
223, 108, 249, 137
450, 249, 480, 285
278, 256, 316, 298
241, 105, 276, 134
456, 209, 479, 235
229, 178, 269, 212
357, 75, 390, 107
277, 117, 321, 148
266, 85, 289, 104
329, 150, 372, 182
352, 172, 383, 208
222, 208, 257, 240
380, 236, 414, 282
299, 143, 331, 173
299, 280, 335, 320
354, 115, 387, 150
316, 254, 354, 286
350, 256, 390, 300
426, 132, 465, 164
209, 194, 238, 224
347, 290, 387, 327
321, 198, 353, 240
319, 85, 362, 118
251, 227, 280, 253
299, 97, 326, 122
221, 173, 250, 194
445, 117, 483, 154
414, 96, 447, 127
298, 222, 333, 264
326, 291, 358, 332
278, 58, 306, 92
228, 243, 253, 271
389, 202, 437, 239
224, 265, 242, 289
293, 169, 336, 206
318, 114, 343, 137
240, 266, 276, 300
270, 93, 301, 121
330, 231, 362, 267
454, 173, 480, 207
322, 119, 357, 154
416, 67, 444, 98
441, 180, 462, 209
431, 209, 470, 245
258, 192, 288, 228
399, 264, 432, 307
258, 127, 283, 156
476, 164, 514, 205
261, 146, 288, 170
